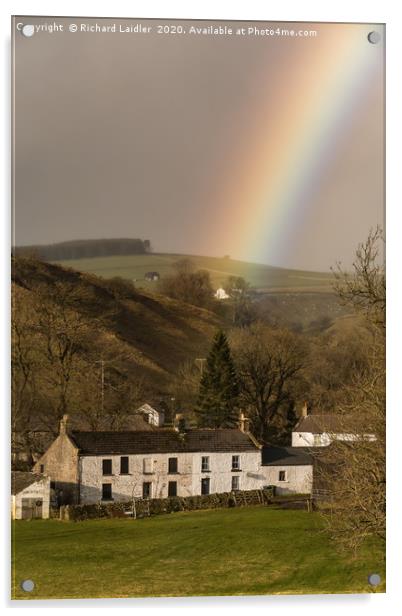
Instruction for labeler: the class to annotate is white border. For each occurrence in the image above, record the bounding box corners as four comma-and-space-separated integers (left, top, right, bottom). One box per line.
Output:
1, 1, 401, 614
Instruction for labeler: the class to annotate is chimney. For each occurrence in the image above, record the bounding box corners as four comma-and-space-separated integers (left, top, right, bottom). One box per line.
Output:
301, 402, 308, 418
59, 414, 69, 435
173, 413, 186, 434
239, 412, 250, 433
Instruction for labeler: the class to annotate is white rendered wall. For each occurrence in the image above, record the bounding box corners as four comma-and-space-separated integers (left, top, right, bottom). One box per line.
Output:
291, 431, 373, 447
13, 478, 51, 519
79, 450, 263, 504
292, 432, 316, 447
261, 465, 313, 495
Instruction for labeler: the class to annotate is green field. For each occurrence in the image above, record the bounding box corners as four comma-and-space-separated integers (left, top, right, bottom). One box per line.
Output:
12, 507, 384, 599
55, 253, 334, 293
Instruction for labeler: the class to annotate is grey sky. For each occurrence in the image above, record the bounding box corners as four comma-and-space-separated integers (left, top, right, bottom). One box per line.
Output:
13, 17, 384, 270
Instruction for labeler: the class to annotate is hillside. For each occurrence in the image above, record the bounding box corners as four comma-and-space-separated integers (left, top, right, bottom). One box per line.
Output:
13, 238, 150, 261
254, 292, 351, 332
53, 253, 335, 293
12, 257, 223, 399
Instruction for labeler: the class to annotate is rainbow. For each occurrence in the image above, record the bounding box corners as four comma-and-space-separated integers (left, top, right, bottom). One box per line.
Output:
210, 24, 384, 267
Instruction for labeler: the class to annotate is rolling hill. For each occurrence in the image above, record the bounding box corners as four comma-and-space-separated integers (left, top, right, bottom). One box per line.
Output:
53, 253, 335, 293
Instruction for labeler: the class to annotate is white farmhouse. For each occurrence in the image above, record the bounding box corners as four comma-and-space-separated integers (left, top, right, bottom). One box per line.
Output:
260, 446, 313, 495
11, 471, 50, 519
33, 416, 263, 504
291, 405, 375, 447
136, 403, 165, 427
214, 287, 230, 300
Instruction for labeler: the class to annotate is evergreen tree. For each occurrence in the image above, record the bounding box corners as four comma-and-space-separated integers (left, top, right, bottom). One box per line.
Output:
196, 331, 239, 428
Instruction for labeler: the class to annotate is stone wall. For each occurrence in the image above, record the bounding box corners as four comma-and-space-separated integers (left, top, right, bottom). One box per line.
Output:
33, 434, 79, 504
60, 488, 274, 520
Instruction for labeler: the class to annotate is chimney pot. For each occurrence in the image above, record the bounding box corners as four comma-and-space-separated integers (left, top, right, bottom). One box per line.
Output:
301, 402, 308, 418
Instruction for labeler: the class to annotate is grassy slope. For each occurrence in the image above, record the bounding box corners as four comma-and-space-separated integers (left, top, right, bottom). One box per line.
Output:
12, 257, 222, 395
11, 507, 384, 599
55, 253, 335, 293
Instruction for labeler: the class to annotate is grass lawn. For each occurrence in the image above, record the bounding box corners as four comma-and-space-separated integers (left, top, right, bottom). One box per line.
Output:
11, 506, 385, 600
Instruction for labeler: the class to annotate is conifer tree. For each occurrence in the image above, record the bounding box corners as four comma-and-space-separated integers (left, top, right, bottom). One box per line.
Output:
196, 331, 239, 427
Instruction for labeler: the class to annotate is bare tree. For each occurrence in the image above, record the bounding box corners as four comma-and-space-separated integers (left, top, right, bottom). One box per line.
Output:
225, 276, 256, 327
230, 323, 306, 440
170, 360, 202, 416
33, 282, 93, 422
316, 229, 385, 552
158, 269, 215, 309
172, 258, 196, 275
332, 226, 385, 329
11, 288, 42, 464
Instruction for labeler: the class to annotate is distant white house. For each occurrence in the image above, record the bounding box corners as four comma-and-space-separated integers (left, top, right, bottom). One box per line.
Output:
292, 404, 376, 447
11, 471, 50, 519
214, 287, 230, 300
144, 272, 160, 282
136, 403, 165, 427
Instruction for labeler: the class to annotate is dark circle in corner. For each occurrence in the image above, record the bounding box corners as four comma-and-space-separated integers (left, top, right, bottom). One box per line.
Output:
367, 31, 381, 44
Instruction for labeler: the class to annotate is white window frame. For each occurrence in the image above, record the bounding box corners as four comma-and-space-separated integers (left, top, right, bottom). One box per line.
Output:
232, 455, 240, 470
101, 483, 113, 501
231, 476, 240, 491
201, 456, 210, 472
278, 470, 288, 482
143, 457, 154, 474
142, 481, 152, 499
102, 458, 113, 476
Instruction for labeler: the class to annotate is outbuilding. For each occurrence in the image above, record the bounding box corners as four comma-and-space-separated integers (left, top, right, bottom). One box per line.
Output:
261, 446, 313, 495
11, 471, 50, 519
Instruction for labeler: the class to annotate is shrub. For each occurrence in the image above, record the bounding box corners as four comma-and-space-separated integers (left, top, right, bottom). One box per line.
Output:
104, 276, 136, 299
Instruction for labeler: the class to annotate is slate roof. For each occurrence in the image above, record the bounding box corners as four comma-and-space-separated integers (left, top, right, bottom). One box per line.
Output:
11, 471, 46, 495
261, 446, 314, 466
293, 414, 349, 434
70, 429, 259, 456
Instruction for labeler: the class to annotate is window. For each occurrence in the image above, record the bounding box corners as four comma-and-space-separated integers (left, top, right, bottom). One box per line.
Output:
278, 470, 287, 482
201, 456, 210, 472
50, 481, 55, 490
40, 464, 44, 473
143, 458, 154, 474
120, 456, 129, 474
168, 481, 177, 497
231, 476, 240, 491
102, 483, 112, 500
142, 482, 152, 499
102, 459, 112, 475
168, 457, 178, 474
201, 477, 210, 495
232, 455, 240, 470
